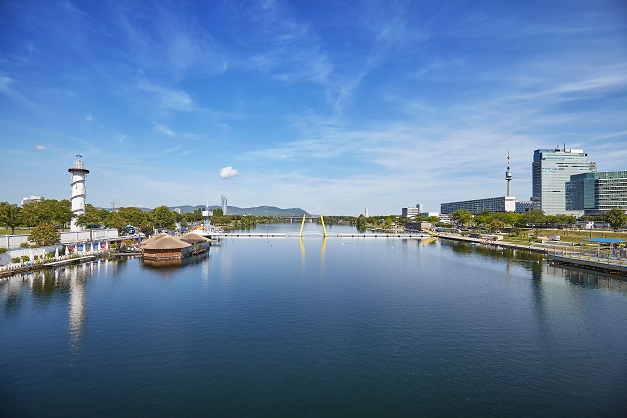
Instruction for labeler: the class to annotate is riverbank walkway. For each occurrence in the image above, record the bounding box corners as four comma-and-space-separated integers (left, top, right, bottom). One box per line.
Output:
438, 233, 627, 277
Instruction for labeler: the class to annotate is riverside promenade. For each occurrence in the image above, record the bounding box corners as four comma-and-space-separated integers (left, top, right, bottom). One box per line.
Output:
0, 254, 98, 279
438, 233, 627, 277
438, 233, 549, 253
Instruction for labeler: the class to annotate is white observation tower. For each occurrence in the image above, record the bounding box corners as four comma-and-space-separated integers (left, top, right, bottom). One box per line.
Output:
68, 155, 89, 232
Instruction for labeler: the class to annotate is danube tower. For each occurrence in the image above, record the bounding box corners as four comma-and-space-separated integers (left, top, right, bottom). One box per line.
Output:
68, 155, 89, 232
505, 151, 512, 197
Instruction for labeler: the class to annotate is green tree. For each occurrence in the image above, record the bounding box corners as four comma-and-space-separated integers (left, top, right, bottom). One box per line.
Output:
20, 200, 73, 228
427, 216, 440, 225
104, 211, 128, 233
356, 214, 367, 231
151, 206, 176, 229
117, 206, 148, 226
0, 202, 22, 234
52, 199, 73, 227
605, 208, 627, 231
28, 222, 60, 246
519, 209, 545, 226
489, 219, 505, 233
474, 210, 493, 227
554, 214, 576, 229
76, 204, 106, 227
20, 202, 39, 227
450, 209, 473, 226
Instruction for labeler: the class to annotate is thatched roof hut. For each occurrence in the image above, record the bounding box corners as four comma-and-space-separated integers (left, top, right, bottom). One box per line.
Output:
140, 233, 169, 247
179, 232, 210, 244
142, 235, 191, 260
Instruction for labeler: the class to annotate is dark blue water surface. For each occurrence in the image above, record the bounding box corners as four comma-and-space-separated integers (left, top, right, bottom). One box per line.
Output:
1, 225, 626, 416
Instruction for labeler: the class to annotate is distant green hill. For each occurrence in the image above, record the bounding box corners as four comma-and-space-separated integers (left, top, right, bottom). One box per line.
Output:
168, 205, 311, 217
99, 205, 311, 217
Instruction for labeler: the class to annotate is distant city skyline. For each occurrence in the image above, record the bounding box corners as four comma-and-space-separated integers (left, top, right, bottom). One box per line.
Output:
1, 1, 626, 215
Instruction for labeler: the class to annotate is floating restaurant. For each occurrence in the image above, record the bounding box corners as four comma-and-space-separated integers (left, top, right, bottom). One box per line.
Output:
141, 234, 211, 262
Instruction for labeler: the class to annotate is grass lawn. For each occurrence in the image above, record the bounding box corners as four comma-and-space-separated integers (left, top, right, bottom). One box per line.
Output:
499, 228, 627, 248
0, 228, 34, 235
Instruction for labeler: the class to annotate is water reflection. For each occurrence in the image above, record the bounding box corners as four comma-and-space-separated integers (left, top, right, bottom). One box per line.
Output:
69, 265, 87, 351
0, 258, 131, 348
443, 240, 625, 291
141, 251, 210, 277
548, 264, 627, 292
298, 237, 327, 277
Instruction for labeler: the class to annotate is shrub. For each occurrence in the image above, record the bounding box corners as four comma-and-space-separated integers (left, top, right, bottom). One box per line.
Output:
12, 257, 21, 263
20, 242, 29, 248
0, 247, 7, 254
21, 255, 30, 262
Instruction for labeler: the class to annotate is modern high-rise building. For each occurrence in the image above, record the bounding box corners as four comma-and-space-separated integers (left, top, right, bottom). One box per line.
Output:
566, 171, 627, 216
515, 200, 533, 213
532, 147, 596, 215
221, 195, 228, 215
401, 205, 421, 218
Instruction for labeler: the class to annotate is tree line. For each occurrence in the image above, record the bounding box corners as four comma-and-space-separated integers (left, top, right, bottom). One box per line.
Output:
448, 208, 627, 231
0, 200, 206, 236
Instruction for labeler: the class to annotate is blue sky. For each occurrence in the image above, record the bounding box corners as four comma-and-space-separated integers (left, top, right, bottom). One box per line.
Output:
1, 0, 626, 215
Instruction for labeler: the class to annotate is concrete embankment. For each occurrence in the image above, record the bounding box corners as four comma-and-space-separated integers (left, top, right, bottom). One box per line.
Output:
439, 233, 627, 276
438, 233, 548, 253
0, 255, 99, 279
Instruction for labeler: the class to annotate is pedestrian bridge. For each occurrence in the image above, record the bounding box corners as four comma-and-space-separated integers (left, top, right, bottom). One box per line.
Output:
215, 232, 431, 239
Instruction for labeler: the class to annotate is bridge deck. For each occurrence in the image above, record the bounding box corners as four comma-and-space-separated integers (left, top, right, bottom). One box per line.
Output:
213, 233, 432, 239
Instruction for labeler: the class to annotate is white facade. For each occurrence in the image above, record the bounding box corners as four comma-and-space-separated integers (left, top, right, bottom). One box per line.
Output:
21, 195, 45, 206
68, 156, 89, 232
401, 206, 421, 217
420, 212, 440, 218
532, 148, 595, 215
441, 196, 516, 215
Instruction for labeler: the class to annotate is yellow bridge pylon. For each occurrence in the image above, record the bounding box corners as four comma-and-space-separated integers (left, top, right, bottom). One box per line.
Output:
299, 214, 327, 237
422, 228, 439, 237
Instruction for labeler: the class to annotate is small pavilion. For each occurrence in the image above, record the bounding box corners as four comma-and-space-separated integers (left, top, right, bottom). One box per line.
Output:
585, 238, 626, 258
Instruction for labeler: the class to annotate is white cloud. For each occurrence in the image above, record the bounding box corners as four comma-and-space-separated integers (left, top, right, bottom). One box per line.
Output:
220, 166, 239, 179
85, 113, 94, 121
154, 123, 176, 137
35, 145, 47, 150
139, 83, 195, 112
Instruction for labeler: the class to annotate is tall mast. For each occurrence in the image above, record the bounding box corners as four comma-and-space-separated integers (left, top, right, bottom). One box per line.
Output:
505, 151, 512, 197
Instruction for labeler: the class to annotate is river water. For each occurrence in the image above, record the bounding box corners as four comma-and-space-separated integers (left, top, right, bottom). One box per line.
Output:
1, 224, 626, 416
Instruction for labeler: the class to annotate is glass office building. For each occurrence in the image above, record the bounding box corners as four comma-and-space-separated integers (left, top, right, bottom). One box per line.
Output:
566, 171, 627, 215
532, 148, 596, 215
